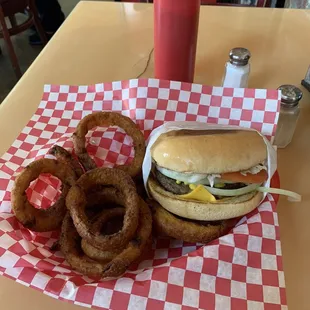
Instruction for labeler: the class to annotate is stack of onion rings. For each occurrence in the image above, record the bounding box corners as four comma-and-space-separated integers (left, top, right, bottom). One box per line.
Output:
10, 112, 152, 279
72, 112, 145, 178
61, 183, 152, 278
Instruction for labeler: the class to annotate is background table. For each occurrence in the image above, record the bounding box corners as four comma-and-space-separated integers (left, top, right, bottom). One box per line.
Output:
0, 2, 309, 309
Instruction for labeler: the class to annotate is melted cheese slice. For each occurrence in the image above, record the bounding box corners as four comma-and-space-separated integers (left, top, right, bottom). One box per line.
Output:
179, 184, 216, 202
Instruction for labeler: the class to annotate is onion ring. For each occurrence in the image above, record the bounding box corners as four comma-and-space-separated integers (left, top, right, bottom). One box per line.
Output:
151, 200, 227, 244
72, 112, 145, 177
81, 207, 125, 263
11, 158, 77, 232
66, 168, 140, 251
102, 198, 152, 277
48, 145, 84, 178
60, 213, 109, 277
85, 186, 123, 220
134, 173, 147, 199
60, 199, 152, 278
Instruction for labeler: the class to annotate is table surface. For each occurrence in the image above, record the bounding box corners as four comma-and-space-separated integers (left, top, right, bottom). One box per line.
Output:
0, 1, 309, 309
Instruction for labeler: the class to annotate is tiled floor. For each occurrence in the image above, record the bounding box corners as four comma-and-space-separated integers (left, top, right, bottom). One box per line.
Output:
0, 0, 80, 103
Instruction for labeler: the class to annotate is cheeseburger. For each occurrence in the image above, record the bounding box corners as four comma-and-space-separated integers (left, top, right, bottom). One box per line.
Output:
147, 130, 269, 221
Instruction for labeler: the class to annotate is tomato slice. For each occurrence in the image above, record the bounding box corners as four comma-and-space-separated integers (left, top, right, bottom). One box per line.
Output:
221, 170, 268, 184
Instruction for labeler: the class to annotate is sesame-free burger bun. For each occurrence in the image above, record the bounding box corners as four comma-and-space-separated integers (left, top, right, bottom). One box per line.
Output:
151, 130, 267, 174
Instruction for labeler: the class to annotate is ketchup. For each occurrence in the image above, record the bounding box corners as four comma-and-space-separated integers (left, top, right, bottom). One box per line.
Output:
154, 0, 200, 83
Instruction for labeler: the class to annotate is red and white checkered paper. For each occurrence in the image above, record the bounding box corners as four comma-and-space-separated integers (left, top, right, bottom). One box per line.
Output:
0, 78, 285, 310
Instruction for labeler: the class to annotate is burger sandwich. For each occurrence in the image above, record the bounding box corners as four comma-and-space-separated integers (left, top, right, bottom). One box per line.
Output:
147, 129, 300, 223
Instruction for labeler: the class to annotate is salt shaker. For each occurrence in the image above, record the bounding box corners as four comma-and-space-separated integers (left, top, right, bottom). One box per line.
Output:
274, 85, 303, 148
222, 48, 251, 88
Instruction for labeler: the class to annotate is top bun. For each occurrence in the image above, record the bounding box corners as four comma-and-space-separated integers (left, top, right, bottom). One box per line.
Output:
151, 130, 267, 174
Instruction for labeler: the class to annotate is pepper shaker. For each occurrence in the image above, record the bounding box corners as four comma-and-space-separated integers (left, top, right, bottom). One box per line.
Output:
222, 48, 251, 88
274, 85, 303, 148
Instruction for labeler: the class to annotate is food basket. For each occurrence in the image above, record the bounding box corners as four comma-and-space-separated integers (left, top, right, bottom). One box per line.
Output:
0, 79, 286, 309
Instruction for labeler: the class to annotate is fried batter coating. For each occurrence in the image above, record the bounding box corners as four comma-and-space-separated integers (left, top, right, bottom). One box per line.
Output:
48, 145, 84, 178
151, 200, 227, 244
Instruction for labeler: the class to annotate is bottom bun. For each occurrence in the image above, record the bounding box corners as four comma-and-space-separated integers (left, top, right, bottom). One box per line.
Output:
148, 176, 263, 221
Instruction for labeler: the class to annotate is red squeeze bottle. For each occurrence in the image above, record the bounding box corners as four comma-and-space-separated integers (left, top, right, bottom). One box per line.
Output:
154, 0, 200, 83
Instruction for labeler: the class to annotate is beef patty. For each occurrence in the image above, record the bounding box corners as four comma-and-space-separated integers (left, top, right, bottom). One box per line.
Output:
155, 170, 190, 195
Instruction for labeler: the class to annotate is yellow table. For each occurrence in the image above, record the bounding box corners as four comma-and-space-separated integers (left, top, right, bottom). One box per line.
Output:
0, 2, 309, 309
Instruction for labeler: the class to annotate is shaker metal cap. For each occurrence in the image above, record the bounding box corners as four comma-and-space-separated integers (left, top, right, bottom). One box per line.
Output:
229, 48, 251, 66
278, 85, 303, 106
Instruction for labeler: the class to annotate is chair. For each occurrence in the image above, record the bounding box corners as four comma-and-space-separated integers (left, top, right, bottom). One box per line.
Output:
0, 0, 47, 79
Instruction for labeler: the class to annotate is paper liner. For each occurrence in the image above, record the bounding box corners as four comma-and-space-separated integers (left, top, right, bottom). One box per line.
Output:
0, 79, 285, 309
